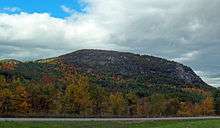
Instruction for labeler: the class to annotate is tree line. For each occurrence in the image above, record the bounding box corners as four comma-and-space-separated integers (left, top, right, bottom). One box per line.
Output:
0, 63, 219, 117
0, 74, 218, 117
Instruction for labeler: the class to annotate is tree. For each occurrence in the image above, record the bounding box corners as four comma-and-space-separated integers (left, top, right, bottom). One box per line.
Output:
0, 88, 14, 115
27, 83, 59, 114
200, 96, 214, 115
177, 102, 194, 116
125, 92, 138, 116
26, 83, 42, 113
137, 97, 150, 117
0, 75, 6, 85
164, 98, 179, 116
14, 85, 30, 114
193, 103, 203, 116
63, 76, 91, 115
109, 92, 126, 115
149, 94, 167, 117
214, 89, 220, 115
90, 86, 109, 116
177, 97, 214, 116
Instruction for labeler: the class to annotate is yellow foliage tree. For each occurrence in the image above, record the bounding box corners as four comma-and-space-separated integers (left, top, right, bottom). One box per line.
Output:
177, 102, 194, 117
64, 75, 91, 115
190, 103, 202, 116
125, 92, 138, 116
0, 75, 6, 84
109, 92, 126, 115
200, 96, 214, 115
14, 85, 30, 114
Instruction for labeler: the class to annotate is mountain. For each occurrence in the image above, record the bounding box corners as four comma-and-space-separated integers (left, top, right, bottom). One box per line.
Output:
0, 49, 214, 103
58, 49, 207, 87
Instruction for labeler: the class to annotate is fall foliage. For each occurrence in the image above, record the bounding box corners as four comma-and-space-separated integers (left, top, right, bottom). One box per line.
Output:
0, 63, 217, 117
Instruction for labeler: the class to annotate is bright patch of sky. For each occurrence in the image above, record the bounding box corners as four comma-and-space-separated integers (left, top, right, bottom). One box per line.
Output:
0, 0, 87, 18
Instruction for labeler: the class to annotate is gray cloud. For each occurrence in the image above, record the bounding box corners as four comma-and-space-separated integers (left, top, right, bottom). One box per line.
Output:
0, 0, 220, 86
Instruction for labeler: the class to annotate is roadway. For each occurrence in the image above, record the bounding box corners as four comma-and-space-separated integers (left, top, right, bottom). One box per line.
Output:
0, 116, 220, 121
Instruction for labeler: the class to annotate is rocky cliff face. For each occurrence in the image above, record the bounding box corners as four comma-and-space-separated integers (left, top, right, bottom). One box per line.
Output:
59, 49, 207, 86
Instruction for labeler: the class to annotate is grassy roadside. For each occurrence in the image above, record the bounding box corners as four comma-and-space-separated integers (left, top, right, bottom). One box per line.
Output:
0, 119, 219, 128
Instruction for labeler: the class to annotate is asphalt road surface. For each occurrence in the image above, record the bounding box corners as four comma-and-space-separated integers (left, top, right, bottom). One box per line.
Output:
0, 117, 220, 121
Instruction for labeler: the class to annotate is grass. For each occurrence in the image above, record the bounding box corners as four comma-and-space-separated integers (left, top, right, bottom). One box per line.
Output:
0, 119, 220, 128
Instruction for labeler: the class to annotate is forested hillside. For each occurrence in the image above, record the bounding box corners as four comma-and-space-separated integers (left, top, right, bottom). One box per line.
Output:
0, 49, 219, 117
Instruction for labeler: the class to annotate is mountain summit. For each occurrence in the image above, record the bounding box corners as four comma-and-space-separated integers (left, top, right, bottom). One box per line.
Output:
58, 49, 207, 86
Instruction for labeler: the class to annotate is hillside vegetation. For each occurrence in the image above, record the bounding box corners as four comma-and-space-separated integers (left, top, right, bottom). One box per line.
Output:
0, 49, 219, 117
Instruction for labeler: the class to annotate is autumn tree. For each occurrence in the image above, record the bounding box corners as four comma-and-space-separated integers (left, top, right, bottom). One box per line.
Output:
137, 97, 150, 117
0, 88, 14, 115
43, 85, 61, 114
214, 90, 220, 115
90, 86, 109, 116
177, 97, 214, 116
148, 94, 167, 117
177, 102, 194, 116
109, 92, 126, 115
0, 75, 6, 85
57, 62, 77, 86
200, 96, 214, 115
63, 76, 91, 116
14, 85, 30, 114
193, 103, 203, 116
27, 83, 59, 114
125, 92, 138, 116
165, 98, 179, 116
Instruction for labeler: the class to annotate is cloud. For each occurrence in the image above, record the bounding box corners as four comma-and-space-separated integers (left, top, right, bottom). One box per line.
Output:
61, 5, 75, 14
0, 0, 220, 86
0, 7, 21, 13
0, 12, 113, 57
173, 51, 199, 63
196, 71, 220, 87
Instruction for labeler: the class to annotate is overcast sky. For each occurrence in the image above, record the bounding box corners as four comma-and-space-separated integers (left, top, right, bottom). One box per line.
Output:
0, 0, 219, 87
